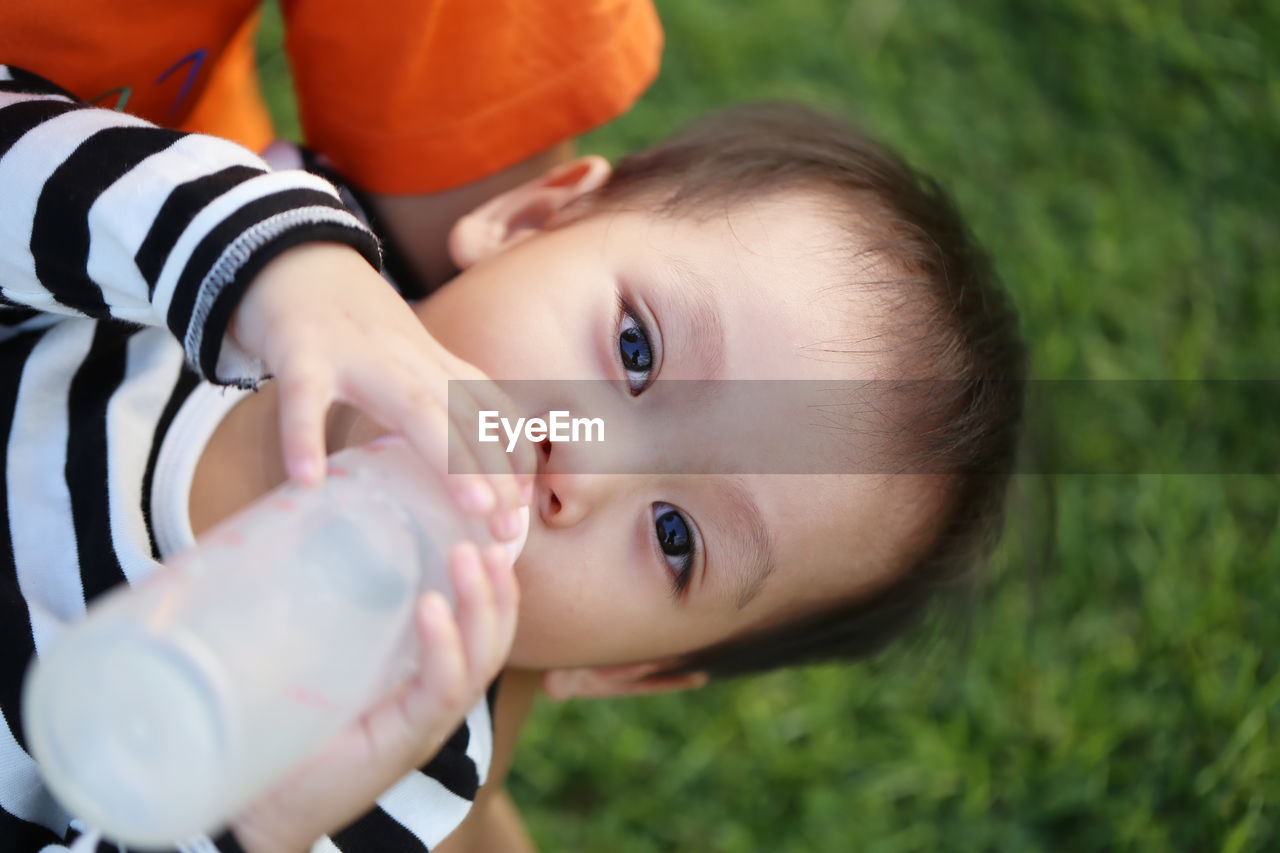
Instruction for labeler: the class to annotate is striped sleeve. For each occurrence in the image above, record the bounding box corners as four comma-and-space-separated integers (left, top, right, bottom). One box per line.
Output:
0, 66, 381, 387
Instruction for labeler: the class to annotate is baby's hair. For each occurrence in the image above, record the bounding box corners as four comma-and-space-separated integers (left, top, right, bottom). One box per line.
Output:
582, 103, 1026, 678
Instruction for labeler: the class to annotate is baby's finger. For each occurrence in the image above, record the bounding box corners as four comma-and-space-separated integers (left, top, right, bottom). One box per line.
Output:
392, 591, 470, 766
446, 381, 530, 540
438, 413, 500, 515
448, 541, 502, 691
338, 363, 496, 514
275, 361, 336, 486
457, 377, 537, 502
457, 377, 537, 487
479, 543, 519, 656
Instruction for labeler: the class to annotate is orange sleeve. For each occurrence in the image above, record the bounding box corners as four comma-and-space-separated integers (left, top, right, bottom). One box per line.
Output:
279, 0, 664, 194
0, 0, 268, 147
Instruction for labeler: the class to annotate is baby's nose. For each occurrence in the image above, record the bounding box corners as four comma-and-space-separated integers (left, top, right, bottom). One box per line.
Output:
536, 472, 592, 528
535, 437, 606, 528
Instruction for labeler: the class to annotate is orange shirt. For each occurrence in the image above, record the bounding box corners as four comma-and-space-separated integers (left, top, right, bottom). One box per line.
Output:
0, 0, 662, 193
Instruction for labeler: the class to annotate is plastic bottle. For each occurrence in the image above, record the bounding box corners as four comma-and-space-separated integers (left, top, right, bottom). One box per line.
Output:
21, 437, 527, 849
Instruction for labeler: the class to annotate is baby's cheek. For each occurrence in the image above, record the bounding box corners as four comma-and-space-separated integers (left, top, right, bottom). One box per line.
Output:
507, 567, 610, 668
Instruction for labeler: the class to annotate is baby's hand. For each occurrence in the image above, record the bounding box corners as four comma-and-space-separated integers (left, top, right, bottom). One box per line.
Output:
230, 243, 534, 539
230, 540, 518, 852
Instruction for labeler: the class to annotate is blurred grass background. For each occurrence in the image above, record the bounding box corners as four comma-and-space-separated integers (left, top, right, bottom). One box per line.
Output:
258, 2, 1278, 850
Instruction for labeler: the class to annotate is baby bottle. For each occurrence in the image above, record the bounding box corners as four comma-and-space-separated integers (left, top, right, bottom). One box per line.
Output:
21, 437, 527, 849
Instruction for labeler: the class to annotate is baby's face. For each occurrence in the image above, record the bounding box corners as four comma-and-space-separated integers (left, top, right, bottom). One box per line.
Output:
418, 193, 934, 671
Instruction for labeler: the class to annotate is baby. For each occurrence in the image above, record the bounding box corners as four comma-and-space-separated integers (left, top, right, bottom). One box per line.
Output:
0, 66, 1023, 852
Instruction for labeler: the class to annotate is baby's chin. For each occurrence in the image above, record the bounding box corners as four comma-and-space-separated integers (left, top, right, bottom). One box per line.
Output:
501, 568, 579, 671
502, 620, 551, 671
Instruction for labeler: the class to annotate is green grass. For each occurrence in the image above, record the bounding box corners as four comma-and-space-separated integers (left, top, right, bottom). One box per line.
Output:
258, 2, 1278, 849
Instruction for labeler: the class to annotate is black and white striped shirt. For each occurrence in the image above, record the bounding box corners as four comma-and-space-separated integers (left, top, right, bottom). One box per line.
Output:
0, 66, 493, 853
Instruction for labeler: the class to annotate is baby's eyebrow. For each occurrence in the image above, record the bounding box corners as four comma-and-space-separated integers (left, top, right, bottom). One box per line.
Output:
715, 477, 777, 611
665, 261, 725, 380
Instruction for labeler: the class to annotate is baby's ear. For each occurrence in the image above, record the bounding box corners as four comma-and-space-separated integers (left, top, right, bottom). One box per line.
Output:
541, 662, 709, 701
448, 155, 612, 269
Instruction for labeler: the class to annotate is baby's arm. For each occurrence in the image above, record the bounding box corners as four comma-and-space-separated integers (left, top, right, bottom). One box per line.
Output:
0, 66, 528, 850
0, 66, 376, 382
0, 65, 531, 528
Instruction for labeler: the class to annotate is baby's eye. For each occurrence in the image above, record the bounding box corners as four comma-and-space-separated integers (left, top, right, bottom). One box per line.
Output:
653, 503, 695, 594
618, 309, 654, 395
